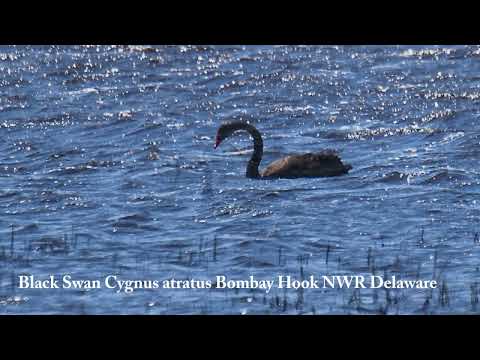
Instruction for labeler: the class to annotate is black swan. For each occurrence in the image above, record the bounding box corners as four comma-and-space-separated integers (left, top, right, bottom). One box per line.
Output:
214, 121, 352, 179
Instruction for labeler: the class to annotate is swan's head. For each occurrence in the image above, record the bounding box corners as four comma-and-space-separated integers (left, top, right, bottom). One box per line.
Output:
214, 121, 247, 149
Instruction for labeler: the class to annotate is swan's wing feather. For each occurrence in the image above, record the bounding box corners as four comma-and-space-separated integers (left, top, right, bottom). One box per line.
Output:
261, 157, 293, 177
261, 150, 352, 178
300, 150, 345, 168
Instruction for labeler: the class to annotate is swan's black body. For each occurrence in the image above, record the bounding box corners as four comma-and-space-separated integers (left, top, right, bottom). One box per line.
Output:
214, 121, 352, 179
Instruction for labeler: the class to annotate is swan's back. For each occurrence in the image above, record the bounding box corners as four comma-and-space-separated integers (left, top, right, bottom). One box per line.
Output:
261, 150, 352, 179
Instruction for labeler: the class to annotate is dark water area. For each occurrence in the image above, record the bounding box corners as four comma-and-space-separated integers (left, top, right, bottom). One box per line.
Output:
1, 45, 479, 314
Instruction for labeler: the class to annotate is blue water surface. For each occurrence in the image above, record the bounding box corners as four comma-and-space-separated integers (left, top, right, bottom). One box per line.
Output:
0, 45, 479, 314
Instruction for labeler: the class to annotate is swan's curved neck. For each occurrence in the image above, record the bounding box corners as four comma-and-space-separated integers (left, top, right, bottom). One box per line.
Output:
240, 123, 263, 178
